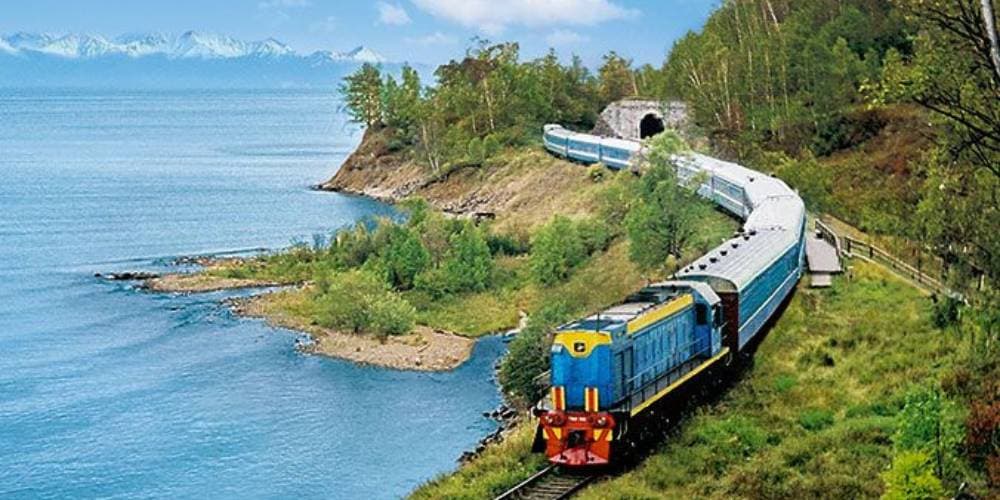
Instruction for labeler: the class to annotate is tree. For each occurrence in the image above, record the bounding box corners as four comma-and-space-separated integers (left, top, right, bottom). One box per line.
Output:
598, 51, 637, 107
498, 301, 571, 405
530, 216, 586, 286
626, 133, 707, 272
383, 64, 422, 142
441, 222, 494, 292
877, 1, 1000, 288
340, 63, 384, 128
378, 225, 430, 290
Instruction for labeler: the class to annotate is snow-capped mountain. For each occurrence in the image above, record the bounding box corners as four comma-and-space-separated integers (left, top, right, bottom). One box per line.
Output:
0, 31, 417, 89
0, 31, 384, 62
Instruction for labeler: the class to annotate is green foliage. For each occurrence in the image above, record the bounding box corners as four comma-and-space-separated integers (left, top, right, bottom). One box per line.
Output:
530, 216, 587, 286
892, 386, 965, 482
314, 269, 415, 338
376, 224, 430, 290
881, 451, 946, 500
586, 164, 607, 183
486, 230, 530, 257
339, 63, 384, 128
499, 301, 572, 405
440, 222, 494, 293
931, 296, 962, 329
690, 416, 771, 474
597, 51, 637, 108
625, 134, 709, 272
798, 408, 835, 431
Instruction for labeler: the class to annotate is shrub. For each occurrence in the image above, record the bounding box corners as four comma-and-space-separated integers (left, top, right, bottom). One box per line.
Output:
892, 386, 964, 482
314, 269, 415, 338
881, 451, 946, 500
417, 222, 494, 296
931, 295, 962, 329
486, 230, 531, 257
587, 164, 607, 182
329, 221, 377, 269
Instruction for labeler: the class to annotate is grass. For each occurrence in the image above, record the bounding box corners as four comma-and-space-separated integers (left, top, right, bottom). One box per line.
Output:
574, 262, 955, 499
413, 261, 970, 499
409, 424, 545, 500
405, 205, 735, 338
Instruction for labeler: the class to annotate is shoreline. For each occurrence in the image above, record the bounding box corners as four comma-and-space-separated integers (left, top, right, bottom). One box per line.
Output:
142, 270, 476, 372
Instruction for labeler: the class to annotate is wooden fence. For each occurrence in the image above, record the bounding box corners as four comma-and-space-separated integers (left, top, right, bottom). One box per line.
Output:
815, 219, 960, 299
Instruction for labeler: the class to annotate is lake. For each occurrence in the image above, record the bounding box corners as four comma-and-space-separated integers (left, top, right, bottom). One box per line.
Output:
0, 88, 504, 499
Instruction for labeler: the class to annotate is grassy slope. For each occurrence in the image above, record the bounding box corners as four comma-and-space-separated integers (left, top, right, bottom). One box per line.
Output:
411, 262, 958, 499
577, 263, 952, 499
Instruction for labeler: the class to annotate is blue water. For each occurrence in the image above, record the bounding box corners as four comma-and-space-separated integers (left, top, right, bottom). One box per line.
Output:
0, 89, 504, 499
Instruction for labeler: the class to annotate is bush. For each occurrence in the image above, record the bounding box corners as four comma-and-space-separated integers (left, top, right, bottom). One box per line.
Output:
931, 296, 962, 329
442, 223, 494, 292
486, 230, 531, 257
891, 386, 964, 482
329, 221, 377, 269
881, 451, 946, 500
314, 269, 415, 338
587, 164, 607, 182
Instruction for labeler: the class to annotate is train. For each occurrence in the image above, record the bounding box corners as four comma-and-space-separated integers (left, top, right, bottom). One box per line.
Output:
543, 124, 641, 171
533, 125, 806, 467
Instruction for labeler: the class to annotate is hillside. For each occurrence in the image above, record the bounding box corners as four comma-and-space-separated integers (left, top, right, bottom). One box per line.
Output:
320, 128, 612, 232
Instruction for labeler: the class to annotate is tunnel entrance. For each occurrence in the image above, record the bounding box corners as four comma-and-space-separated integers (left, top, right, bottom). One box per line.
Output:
640, 113, 665, 139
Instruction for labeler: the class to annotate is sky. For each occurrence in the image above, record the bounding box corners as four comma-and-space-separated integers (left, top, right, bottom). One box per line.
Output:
0, 0, 720, 67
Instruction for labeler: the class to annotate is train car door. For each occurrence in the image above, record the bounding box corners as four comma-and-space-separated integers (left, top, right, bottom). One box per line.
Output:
617, 347, 633, 397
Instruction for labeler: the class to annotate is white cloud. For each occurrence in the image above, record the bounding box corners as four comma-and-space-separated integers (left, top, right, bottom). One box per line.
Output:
410, 0, 637, 34
404, 31, 458, 45
377, 2, 412, 26
545, 29, 588, 46
309, 16, 338, 33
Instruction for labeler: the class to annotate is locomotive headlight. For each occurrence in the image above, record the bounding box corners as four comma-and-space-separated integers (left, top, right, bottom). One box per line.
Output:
544, 411, 566, 427
595, 416, 609, 428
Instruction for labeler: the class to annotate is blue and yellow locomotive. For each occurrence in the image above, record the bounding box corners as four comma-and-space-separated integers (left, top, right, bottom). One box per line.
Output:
535, 125, 807, 467
536, 281, 727, 466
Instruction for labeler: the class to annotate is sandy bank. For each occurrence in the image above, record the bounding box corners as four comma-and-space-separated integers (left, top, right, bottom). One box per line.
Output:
145, 270, 475, 371
231, 289, 475, 371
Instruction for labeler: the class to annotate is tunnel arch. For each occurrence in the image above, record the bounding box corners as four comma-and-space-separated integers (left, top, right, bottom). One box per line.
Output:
639, 113, 665, 139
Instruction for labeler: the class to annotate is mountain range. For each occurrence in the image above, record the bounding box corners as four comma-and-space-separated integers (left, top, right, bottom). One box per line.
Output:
0, 32, 401, 88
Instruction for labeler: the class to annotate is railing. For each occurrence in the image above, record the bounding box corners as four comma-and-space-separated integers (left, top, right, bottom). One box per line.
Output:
816, 218, 960, 299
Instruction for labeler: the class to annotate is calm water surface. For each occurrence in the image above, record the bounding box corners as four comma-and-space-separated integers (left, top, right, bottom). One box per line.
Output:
0, 89, 504, 499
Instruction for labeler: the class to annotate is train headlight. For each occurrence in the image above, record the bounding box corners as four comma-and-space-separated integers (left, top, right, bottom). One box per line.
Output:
595, 416, 609, 428
544, 411, 566, 427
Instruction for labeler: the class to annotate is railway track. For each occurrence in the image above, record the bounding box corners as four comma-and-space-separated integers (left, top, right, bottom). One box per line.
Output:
494, 466, 600, 500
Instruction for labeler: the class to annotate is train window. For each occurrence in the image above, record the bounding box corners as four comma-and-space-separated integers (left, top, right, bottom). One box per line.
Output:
695, 304, 708, 325
714, 304, 724, 327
